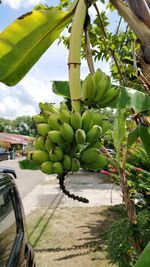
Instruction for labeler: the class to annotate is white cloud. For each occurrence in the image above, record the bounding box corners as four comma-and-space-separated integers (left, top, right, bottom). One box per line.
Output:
3, 0, 46, 9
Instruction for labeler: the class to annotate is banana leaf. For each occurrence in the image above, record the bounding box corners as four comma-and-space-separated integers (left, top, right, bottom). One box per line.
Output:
139, 125, 150, 160
19, 159, 40, 170
110, 86, 150, 112
52, 80, 70, 98
134, 242, 150, 267
0, 7, 74, 86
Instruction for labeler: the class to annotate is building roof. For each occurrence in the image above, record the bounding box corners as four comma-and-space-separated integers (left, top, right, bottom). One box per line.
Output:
0, 133, 33, 145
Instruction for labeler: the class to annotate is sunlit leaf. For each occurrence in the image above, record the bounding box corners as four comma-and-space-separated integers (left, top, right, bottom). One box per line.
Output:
0, 7, 74, 86
110, 86, 150, 112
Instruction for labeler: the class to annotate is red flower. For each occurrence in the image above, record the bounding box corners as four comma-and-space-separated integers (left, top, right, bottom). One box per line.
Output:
100, 170, 110, 175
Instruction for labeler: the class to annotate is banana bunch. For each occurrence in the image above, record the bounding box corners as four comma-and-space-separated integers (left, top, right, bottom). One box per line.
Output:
81, 69, 120, 108
30, 102, 108, 175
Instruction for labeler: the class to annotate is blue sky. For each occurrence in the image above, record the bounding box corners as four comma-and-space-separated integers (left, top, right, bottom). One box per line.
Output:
0, 0, 111, 119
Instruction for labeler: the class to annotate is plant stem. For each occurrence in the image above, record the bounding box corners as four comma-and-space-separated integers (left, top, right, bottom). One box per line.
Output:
68, 0, 87, 112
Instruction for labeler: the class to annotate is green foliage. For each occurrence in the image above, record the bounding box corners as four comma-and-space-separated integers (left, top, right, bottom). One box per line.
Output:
106, 207, 150, 267
0, 6, 74, 86
134, 242, 150, 267
127, 146, 150, 172
19, 159, 40, 170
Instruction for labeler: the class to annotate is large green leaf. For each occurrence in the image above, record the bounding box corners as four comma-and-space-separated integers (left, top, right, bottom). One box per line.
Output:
139, 125, 150, 161
0, 7, 74, 86
134, 242, 150, 267
52, 80, 70, 98
127, 126, 140, 147
110, 86, 150, 112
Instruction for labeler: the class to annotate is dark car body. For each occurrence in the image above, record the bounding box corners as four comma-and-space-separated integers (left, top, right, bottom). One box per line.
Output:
0, 167, 35, 267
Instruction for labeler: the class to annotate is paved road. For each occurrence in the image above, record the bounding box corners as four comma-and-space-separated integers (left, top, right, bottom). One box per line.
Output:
0, 157, 122, 215
0, 157, 46, 199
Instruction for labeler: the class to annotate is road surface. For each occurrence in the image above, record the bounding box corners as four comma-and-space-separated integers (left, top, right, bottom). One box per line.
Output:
0, 157, 46, 199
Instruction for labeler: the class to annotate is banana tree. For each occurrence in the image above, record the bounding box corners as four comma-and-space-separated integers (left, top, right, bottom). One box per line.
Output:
0, 1, 150, 265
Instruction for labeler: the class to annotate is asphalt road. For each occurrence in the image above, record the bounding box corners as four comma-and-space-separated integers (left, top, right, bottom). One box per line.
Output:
0, 157, 46, 199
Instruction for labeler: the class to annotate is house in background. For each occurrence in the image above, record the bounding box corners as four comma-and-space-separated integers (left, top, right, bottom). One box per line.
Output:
0, 133, 34, 160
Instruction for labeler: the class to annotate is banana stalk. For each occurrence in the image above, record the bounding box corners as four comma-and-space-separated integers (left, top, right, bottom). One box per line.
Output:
68, 0, 87, 112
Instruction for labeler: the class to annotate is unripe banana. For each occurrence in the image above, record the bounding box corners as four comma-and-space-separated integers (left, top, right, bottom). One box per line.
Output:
59, 109, 70, 124
80, 148, 100, 164
98, 87, 120, 108
39, 102, 59, 114
33, 139, 41, 150
60, 122, 74, 142
87, 140, 101, 149
40, 161, 53, 174
93, 68, 105, 84
47, 114, 61, 130
44, 137, 54, 152
41, 110, 52, 123
75, 129, 86, 144
92, 112, 103, 126
93, 75, 111, 103
48, 130, 65, 147
28, 150, 49, 165
37, 123, 51, 137
49, 146, 63, 162
82, 110, 93, 132
63, 155, 72, 171
85, 154, 108, 171
70, 111, 82, 130
59, 102, 69, 111
71, 158, 80, 172
101, 120, 110, 136
53, 162, 64, 174
81, 73, 96, 100
33, 136, 45, 150
86, 125, 102, 143
32, 114, 45, 123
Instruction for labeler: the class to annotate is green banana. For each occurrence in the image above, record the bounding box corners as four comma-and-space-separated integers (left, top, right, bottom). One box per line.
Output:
37, 123, 51, 137
93, 75, 111, 103
53, 162, 64, 174
75, 129, 86, 144
59, 109, 70, 124
80, 148, 100, 164
97, 87, 120, 108
32, 114, 45, 123
92, 112, 103, 126
81, 154, 107, 171
49, 146, 63, 162
101, 120, 110, 136
86, 125, 102, 143
40, 161, 54, 174
39, 102, 59, 114
93, 68, 105, 84
82, 110, 93, 132
81, 73, 96, 100
62, 155, 72, 171
87, 140, 101, 149
41, 110, 52, 122
44, 137, 54, 152
33, 139, 41, 150
71, 158, 80, 172
59, 102, 69, 111
33, 136, 45, 150
70, 111, 82, 130
60, 122, 74, 142
48, 130, 65, 147
28, 150, 49, 165
47, 114, 61, 130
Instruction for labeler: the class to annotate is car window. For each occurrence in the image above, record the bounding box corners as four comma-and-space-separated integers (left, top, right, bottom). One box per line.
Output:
0, 189, 17, 267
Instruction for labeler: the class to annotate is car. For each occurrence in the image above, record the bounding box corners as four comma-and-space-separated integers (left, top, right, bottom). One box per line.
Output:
0, 167, 35, 267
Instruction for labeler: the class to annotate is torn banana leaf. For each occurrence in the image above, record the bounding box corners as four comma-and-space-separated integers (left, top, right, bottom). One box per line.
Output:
0, 7, 73, 86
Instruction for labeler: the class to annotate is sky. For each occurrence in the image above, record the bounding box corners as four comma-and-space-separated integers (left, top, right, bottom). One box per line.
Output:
0, 0, 113, 119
